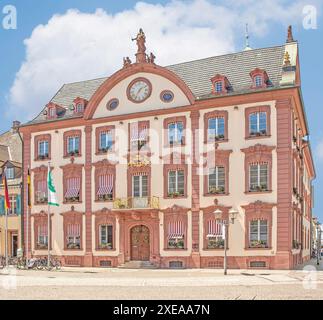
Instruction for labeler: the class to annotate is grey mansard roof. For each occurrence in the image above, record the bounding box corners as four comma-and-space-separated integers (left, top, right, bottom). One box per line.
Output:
26, 44, 287, 125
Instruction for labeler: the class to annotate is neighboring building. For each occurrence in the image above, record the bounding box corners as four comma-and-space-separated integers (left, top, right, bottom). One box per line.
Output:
311, 217, 320, 254
19, 27, 315, 269
0, 121, 22, 257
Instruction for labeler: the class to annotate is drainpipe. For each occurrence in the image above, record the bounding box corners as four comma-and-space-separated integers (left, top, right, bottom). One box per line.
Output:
17, 125, 24, 253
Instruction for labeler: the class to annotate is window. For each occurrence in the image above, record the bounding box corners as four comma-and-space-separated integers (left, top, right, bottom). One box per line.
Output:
132, 175, 148, 198
206, 219, 225, 249
168, 122, 183, 145
99, 131, 113, 152
249, 163, 268, 192
242, 144, 273, 193
167, 220, 184, 249
249, 220, 268, 248
66, 224, 81, 249
249, 112, 267, 136
49, 108, 56, 118
208, 117, 225, 141
208, 167, 225, 194
8, 195, 17, 215
130, 123, 148, 150
215, 81, 223, 93
254, 75, 263, 87
65, 177, 81, 202
6, 167, 14, 180
76, 103, 83, 113
99, 225, 113, 249
97, 174, 113, 201
37, 225, 48, 249
168, 170, 184, 197
250, 69, 269, 89
38, 141, 49, 159
35, 180, 47, 204
67, 136, 80, 155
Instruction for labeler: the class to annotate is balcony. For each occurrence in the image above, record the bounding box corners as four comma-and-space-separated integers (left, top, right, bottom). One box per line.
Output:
113, 196, 160, 210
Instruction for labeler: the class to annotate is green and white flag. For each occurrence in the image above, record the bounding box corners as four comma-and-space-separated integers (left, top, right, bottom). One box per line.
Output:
47, 166, 59, 207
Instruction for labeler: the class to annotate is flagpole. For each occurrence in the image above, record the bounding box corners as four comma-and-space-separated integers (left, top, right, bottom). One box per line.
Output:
26, 180, 29, 266
47, 161, 50, 269
5, 208, 8, 267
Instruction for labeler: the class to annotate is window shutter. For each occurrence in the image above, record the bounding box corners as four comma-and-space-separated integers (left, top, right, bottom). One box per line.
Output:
16, 194, 21, 215
0, 196, 4, 215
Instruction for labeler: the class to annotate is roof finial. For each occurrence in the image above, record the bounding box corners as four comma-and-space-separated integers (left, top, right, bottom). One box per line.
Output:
244, 23, 252, 51
286, 25, 294, 43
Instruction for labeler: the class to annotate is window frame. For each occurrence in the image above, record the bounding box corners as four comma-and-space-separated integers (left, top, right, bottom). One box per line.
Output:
242, 201, 273, 250
63, 130, 82, 158
164, 116, 186, 147
249, 219, 269, 248
96, 125, 115, 154
249, 163, 269, 192
241, 144, 274, 194
204, 110, 228, 143
208, 166, 225, 194
34, 134, 51, 161
6, 167, 14, 180
99, 224, 114, 250
167, 169, 185, 197
245, 106, 271, 139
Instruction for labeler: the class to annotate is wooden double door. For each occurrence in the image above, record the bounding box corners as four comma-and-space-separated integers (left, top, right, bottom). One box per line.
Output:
130, 225, 150, 261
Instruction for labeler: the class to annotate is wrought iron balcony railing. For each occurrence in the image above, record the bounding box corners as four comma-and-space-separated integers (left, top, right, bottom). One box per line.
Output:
113, 196, 160, 209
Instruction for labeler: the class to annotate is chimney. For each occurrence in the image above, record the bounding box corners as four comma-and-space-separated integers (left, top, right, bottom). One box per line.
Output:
12, 120, 21, 132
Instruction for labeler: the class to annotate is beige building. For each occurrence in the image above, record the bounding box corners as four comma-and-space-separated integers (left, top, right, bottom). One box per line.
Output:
0, 121, 22, 257
20, 27, 315, 269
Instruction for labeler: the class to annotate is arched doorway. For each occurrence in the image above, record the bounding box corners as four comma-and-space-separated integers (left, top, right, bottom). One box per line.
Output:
130, 225, 150, 261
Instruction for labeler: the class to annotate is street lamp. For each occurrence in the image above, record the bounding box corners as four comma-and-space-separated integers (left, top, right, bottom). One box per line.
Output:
214, 207, 239, 275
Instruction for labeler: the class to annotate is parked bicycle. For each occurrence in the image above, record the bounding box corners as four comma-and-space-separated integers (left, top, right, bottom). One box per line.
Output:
35, 257, 61, 271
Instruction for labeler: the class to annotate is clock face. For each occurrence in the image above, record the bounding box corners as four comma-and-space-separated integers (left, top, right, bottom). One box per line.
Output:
128, 78, 151, 103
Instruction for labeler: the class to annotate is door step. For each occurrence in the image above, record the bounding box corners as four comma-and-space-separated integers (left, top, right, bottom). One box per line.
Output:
118, 260, 157, 269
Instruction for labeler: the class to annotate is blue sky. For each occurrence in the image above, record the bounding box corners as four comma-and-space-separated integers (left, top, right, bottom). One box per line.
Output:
0, 0, 322, 220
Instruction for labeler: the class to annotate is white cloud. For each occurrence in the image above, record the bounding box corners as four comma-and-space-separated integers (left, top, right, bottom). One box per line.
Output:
7, 0, 314, 121
316, 139, 323, 162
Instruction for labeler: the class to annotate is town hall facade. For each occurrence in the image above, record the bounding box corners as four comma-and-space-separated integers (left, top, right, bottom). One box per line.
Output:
20, 27, 315, 269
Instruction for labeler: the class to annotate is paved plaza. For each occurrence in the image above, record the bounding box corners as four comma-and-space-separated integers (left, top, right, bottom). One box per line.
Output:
0, 259, 323, 300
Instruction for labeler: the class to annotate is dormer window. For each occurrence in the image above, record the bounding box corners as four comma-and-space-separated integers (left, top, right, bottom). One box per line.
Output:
254, 75, 263, 87
6, 167, 14, 180
76, 103, 84, 113
49, 107, 56, 118
45, 102, 65, 119
250, 68, 269, 89
215, 81, 223, 93
73, 97, 88, 114
210, 74, 231, 95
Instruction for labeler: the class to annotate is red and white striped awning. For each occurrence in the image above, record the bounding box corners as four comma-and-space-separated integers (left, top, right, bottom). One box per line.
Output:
131, 123, 148, 141
97, 175, 113, 196
139, 126, 148, 141
168, 220, 184, 239
65, 177, 80, 198
207, 220, 224, 237
130, 123, 139, 141
67, 224, 80, 237
38, 225, 48, 236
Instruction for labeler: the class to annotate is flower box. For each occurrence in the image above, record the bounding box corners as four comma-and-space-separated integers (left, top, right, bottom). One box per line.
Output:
207, 238, 224, 249
249, 240, 268, 248
99, 243, 112, 250
209, 186, 225, 194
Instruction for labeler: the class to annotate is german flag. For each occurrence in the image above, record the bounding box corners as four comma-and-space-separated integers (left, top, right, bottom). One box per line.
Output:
3, 169, 10, 211
27, 168, 31, 208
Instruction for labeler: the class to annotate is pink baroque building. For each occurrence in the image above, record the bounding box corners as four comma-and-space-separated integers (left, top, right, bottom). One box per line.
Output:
19, 27, 315, 269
